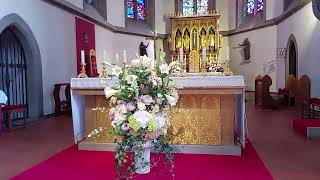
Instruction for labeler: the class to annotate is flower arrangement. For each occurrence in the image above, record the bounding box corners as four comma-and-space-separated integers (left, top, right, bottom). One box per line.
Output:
89, 55, 179, 178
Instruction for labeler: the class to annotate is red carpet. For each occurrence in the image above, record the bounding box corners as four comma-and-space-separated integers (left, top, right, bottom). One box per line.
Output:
293, 119, 320, 137
13, 142, 272, 180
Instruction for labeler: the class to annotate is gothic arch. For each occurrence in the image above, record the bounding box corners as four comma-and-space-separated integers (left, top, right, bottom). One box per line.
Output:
286, 34, 298, 80
0, 13, 43, 119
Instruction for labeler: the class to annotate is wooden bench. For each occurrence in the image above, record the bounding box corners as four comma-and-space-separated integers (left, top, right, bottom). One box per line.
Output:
1, 104, 27, 131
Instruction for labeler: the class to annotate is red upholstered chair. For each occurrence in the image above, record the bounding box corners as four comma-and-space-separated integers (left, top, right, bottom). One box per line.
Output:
309, 98, 320, 118
89, 49, 99, 77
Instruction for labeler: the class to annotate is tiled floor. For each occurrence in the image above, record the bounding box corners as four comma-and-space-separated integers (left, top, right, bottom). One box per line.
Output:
0, 103, 320, 180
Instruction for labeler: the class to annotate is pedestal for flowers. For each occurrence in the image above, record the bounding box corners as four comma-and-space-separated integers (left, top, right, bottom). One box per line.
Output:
89, 55, 179, 178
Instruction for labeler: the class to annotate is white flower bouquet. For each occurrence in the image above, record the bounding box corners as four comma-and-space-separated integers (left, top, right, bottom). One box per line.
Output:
91, 55, 179, 178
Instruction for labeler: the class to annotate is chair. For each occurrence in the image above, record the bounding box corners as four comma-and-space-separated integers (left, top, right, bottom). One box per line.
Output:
278, 74, 297, 107
255, 75, 263, 106
54, 83, 71, 116
88, 49, 99, 77
295, 75, 310, 117
261, 75, 278, 109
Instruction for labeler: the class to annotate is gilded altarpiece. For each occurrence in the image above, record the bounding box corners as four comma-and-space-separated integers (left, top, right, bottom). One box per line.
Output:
170, 13, 221, 73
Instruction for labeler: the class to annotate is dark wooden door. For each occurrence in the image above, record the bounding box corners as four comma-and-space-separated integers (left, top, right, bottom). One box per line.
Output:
0, 28, 28, 120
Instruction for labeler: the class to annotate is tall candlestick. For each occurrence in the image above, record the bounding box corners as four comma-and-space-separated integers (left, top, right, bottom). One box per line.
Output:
81, 50, 85, 64
123, 50, 127, 64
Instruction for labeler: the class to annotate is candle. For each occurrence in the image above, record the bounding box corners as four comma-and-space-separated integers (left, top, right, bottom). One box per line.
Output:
179, 48, 183, 64
116, 53, 119, 65
123, 50, 127, 64
202, 47, 206, 64
81, 50, 85, 64
103, 50, 107, 61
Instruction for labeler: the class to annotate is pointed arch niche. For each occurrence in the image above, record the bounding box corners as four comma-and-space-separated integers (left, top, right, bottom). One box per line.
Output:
286, 34, 298, 80
0, 13, 43, 119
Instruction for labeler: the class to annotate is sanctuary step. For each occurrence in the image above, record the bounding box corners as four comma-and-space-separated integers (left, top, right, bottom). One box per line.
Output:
293, 119, 320, 139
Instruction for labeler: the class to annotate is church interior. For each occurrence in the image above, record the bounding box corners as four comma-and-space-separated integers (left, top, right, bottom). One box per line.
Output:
0, 0, 320, 179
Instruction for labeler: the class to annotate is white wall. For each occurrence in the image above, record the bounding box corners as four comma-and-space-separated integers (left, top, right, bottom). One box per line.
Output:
266, 0, 283, 20
229, 26, 278, 92
95, 26, 154, 74
277, 2, 320, 97
155, 0, 175, 34
65, 0, 83, 9
106, 0, 125, 27
216, 0, 236, 31
0, 0, 77, 115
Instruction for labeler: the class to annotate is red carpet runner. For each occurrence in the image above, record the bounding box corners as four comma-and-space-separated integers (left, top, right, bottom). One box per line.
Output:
13, 142, 273, 180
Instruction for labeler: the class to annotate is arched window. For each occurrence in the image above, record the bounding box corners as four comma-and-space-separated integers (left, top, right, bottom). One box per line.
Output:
182, 0, 209, 16
126, 0, 145, 20
197, 0, 209, 15
246, 0, 264, 15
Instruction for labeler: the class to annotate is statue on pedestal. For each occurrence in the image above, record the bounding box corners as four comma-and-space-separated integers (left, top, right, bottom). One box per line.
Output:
200, 30, 207, 48
183, 31, 190, 52
175, 31, 182, 49
140, 42, 149, 57
208, 29, 215, 51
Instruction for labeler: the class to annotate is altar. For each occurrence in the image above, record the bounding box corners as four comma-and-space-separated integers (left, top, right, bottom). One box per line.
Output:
71, 76, 246, 156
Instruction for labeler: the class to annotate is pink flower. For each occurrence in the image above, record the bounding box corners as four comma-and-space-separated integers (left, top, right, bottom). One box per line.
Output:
126, 102, 136, 112
121, 123, 130, 131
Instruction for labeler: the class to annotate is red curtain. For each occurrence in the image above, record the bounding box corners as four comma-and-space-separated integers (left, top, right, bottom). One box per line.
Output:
75, 17, 95, 74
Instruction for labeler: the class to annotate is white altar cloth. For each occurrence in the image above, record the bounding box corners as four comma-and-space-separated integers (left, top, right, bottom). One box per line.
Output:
70, 76, 246, 148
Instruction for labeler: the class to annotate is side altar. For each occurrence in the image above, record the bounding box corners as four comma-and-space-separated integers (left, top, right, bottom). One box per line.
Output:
71, 76, 246, 156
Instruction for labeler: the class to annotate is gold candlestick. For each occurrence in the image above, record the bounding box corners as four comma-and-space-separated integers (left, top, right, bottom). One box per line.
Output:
78, 63, 88, 78
99, 62, 108, 78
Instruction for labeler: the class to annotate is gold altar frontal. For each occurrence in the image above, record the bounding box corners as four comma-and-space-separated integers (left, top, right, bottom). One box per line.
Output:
76, 88, 237, 147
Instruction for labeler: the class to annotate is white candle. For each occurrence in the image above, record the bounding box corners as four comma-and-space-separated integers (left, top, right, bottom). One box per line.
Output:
123, 50, 127, 64
81, 50, 85, 64
202, 47, 206, 64
116, 53, 119, 65
103, 50, 107, 61
179, 48, 183, 64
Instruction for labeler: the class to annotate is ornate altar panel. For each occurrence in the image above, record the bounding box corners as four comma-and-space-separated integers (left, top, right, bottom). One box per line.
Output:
169, 12, 222, 73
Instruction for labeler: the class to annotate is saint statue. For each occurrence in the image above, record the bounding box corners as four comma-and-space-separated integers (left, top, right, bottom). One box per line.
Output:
175, 32, 182, 49
208, 30, 215, 49
139, 42, 149, 57
183, 33, 190, 51
200, 31, 207, 48
239, 38, 250, 61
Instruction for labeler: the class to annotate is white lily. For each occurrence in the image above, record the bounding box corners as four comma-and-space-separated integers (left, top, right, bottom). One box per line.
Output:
159, 63, 170, 74
104, 87, 119, 98
125, 75, 138, 84
164, 94, 178, 106
112, 65, 123, 77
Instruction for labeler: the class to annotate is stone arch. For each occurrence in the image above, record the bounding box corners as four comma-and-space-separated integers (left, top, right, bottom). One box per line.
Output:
286, 34, 298, 81
0, 13, 43, 119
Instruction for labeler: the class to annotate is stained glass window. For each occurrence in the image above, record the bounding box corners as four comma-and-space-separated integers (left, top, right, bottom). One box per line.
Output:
137, 0, 145, 20
246, 0, 255, 15
197, 0, 208, 15
183, 0, 195, 16
127, 0, 134, 18
257, 0, 264, 12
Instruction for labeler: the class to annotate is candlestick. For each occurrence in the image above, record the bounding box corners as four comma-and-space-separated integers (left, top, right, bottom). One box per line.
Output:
81, 50, 85, 65
99, 62, 108, 78
78, 63, 88, 78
